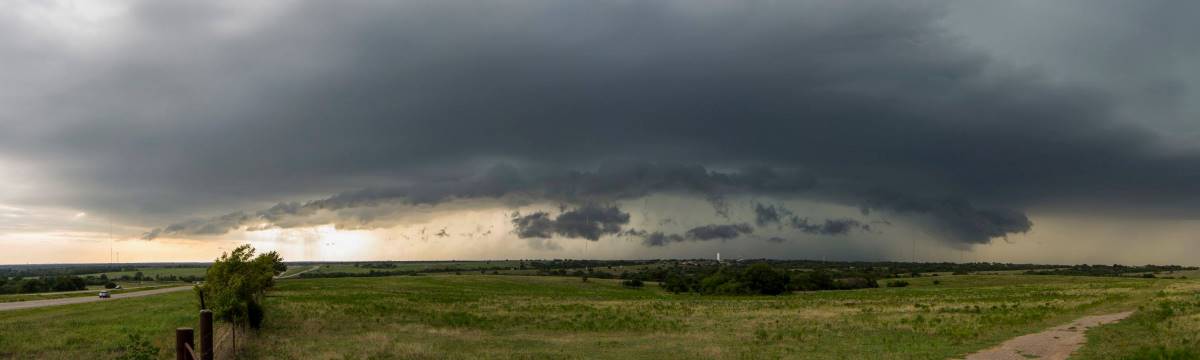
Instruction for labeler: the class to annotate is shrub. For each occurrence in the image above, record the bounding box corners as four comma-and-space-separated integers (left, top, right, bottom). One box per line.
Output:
834, 277, 878, 290
661, 272, 691, 294
741, 263, 790, 295
116, 333, 158, 360
104, 282, 118, 289
932, 280, 941, 285
886, 280, 910, 288
790, 270, 836, 291
621, 279, 644, 288
699, 270, 739, 294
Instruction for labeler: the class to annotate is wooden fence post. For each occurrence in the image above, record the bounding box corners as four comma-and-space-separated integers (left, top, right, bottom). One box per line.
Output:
200, 310, 214, 360
176, 327, 195, 360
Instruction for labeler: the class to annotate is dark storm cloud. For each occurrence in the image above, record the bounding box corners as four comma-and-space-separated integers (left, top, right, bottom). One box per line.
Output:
143, 162, 813, 239
640, 232, 688, 247
550, 204, 631, 240
685, 223, 754, 241
510, 204, 630, 241
636, 223, 753, 247
754, 203, 868, 236
511, 212, 555, 239
754, 204, 792, 227
861, 191, 1032, 244
4, 1, 1200, 249
789, 218, 868, 236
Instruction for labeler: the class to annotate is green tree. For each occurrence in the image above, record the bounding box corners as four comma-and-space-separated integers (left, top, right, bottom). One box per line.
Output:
199, 245, 285, 349
741, 263, 790, 295
661, 272, 691, 294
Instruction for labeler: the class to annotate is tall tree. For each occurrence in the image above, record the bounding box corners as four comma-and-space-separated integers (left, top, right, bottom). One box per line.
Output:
198, 245, 285, 350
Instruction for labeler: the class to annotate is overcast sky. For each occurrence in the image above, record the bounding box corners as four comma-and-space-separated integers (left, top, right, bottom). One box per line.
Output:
3, 0, 1200, 265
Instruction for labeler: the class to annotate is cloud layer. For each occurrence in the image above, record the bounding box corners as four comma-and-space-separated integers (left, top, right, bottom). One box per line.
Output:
3, 1, 1200, 256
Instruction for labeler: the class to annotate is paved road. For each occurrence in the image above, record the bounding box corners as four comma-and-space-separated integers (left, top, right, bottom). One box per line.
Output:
6, 284, 178, 297
276, 265, 320, 279
0, 286, 193, 312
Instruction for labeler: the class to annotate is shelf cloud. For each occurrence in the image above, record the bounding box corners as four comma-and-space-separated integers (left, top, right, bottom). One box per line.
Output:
4, 1, 1200, 261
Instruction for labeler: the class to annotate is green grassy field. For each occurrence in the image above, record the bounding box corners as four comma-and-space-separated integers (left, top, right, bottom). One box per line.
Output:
0, 290, 195, 359
308, 261, 523, 274
86, 267, 210, 279
1072, 281, 1200, 359
1, 274, 1196, 359
238, 275, 1181, 359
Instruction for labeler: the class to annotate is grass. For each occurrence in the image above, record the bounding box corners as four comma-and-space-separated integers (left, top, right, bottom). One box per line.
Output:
1073, 281, 1200, 359
0, 274, 1191, 359
241, 274, 1176, 359
85, 267, 210, 279
0, 291, 196, 359
307, 261, 523, 274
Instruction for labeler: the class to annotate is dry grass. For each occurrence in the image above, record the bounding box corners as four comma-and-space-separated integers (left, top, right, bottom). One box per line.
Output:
238, 274, 1177, 360
0, 273, 1190, 359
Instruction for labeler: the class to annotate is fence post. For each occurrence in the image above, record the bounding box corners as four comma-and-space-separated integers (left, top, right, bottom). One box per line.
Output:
176, 327, 195, 360
199, 310, 214, 360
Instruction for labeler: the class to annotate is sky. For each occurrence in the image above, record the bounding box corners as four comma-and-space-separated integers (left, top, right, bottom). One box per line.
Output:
3, 0, 1200, 265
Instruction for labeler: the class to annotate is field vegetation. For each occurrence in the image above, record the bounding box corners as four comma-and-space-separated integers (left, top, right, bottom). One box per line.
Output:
3, 260, 1199, 359
235, 274, 1182, 359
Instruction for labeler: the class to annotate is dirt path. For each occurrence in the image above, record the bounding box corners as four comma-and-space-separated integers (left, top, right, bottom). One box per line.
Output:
0, 286, 192, 312
963, 311, 1135, 360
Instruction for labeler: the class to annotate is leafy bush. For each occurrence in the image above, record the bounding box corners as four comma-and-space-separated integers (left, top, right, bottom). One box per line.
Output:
886, 280, 910, 288
834, 277, 878, 290
621, 279, 644, 288
742, 264, 790, 295
791, 270, 833, 291
116, 333, 158, 360
660, 272, 692, 294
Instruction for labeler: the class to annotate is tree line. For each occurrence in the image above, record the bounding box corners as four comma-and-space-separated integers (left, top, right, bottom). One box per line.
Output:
641, 263, 879, 295
1024, 264, 1194, 277
0, 276, 88, 294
